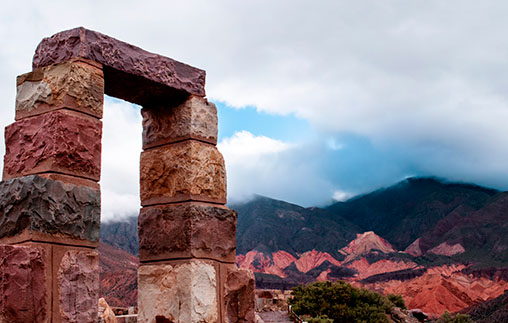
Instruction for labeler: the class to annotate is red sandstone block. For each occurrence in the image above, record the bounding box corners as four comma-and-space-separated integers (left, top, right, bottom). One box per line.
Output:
140, 140, 227, 206
53, 245, 99, 323
16, 60, 104, 120
142, 95, 218, 149
3, 109, 102, 181
38, 172, 100, 190
138, 202, 237, 262
0, 244, 50, 322
220, 264, 256, 323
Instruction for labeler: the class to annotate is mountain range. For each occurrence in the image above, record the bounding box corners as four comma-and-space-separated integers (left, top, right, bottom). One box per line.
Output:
98, 177, 508, 318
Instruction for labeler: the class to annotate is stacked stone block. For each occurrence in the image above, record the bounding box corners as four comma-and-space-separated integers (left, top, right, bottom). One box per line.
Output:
138, 95, 255, 322
0, 59, 103, 322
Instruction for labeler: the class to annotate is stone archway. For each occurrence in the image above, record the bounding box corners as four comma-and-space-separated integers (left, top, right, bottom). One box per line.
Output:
0, 27, 254, 322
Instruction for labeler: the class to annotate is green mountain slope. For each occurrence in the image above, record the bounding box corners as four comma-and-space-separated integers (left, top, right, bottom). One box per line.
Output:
327, 177, 498, 250
233, 195, 361, 258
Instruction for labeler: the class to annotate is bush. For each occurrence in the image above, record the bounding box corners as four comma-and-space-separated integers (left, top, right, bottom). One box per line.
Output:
290, 281, 403, 323
302, 314, 334, 323
388, 293, 407, 309
436, 311, 474, 323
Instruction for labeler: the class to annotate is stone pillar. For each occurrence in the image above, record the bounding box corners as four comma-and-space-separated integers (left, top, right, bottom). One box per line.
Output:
138, 96, 255, 322
0, 59, 104, 322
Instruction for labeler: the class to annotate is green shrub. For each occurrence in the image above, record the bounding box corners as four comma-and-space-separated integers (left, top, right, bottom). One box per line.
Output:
436, 311, 474, 323
302, 314, 334, 323
388, 293, 407, 309
290, 281, 402, 323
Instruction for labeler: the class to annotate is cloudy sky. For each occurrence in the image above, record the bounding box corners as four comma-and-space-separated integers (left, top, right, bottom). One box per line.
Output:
1, 1, 508, 221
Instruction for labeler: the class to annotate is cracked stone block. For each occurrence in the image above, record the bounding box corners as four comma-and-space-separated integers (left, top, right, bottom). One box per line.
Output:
57, 248, 99, 323
16, 60, 104, 120
0, 175, 100, 245
222, 264, 256, 323
33, 27, 206, 106
0, 244, 49, 323
138, 260, 219, 323
139, 203, 237, 262
142, 95, 218, 149
140, 140, 226, 206
3, 109, 102, 181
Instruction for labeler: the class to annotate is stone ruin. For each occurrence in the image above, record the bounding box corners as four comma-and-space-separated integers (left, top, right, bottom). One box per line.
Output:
0, 27, 255, 322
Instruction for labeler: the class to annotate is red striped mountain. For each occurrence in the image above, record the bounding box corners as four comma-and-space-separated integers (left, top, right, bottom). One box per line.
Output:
99, 177, 508, 316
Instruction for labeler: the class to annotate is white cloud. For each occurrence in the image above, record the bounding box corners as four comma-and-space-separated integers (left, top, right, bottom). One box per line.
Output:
1, 0, 508, 216
218, 131, 337, 205
218, 131, 292, 203
332, 190, 353, 202
101, 189, 140, 222
100, 97, 142, 221
218, 130, 291, 164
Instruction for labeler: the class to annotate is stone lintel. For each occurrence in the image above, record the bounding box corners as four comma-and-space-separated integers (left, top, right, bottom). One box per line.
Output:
33, 27, 206, 106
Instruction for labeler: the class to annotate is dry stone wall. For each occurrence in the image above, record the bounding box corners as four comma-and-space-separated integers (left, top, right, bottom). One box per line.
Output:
0, 27, 254, 322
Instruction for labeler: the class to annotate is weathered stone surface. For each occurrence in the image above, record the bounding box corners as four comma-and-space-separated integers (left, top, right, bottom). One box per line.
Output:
57, 249, 99, 323
4, 109, 102, 181
138, 260, 219, 323
98, 297, 118, 323
16, 60, 104, 120
142, 95, 218, 149
33, 27, 206, 106
139, 203, 237, 262
140, 140, 227, 205
0, 175, 100, 243
0, 244, 48, 323
38, 172, 100, 190
223, 265, 256, 323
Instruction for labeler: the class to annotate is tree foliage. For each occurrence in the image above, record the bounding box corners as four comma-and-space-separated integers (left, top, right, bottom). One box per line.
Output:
387, 293, 407, 309
437, 311, 474, 323
290, 281, 406, 323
